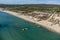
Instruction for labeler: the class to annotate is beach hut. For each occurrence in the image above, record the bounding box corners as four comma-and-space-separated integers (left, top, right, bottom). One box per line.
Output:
53, 17, 60, 25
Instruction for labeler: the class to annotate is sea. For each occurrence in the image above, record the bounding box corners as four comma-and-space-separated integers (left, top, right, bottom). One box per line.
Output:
0, 11, 60, 40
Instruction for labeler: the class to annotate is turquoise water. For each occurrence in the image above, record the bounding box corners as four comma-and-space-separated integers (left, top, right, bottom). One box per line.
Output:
0, 12, 60, 40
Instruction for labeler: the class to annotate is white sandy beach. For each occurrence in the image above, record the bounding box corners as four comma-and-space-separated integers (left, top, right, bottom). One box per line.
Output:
1, 10, 60, 34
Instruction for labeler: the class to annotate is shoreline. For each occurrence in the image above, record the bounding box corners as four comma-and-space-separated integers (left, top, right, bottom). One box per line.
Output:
1, 10, 60, 34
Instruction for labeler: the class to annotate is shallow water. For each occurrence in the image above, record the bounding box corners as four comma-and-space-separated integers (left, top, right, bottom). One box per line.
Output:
0, 12, 60, 40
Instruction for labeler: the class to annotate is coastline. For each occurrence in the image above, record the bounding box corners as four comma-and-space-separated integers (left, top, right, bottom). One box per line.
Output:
1, 10, 60, 34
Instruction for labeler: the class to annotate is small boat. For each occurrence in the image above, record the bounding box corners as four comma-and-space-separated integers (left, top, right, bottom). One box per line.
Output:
22, 28, 28, 31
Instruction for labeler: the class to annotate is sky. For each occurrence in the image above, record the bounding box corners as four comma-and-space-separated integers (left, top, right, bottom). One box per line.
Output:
0, 0, 60, 4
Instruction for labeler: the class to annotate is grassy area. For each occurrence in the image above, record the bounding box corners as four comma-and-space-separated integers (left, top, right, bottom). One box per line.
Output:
6, 7, 60, 14
1, 4, 60, 14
